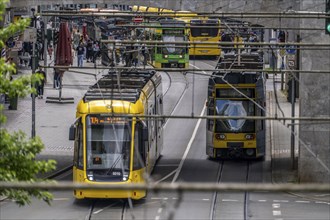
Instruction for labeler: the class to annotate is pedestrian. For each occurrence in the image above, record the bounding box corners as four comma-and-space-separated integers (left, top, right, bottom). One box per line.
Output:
38, 42, 44, 60
86, 39, 93, 62
92, 41, 100, 63
36, 67, 46, 99
76, 43, 85, 67
47, 44, 53, 60
53, 68, 60, 89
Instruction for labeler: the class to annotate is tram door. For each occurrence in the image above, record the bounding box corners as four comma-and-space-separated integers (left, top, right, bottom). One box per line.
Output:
72, 118, 84, 183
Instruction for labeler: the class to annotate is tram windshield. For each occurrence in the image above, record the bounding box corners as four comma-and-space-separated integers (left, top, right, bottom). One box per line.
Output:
86, 115, 131, 181
162, 35, 185, 54
215, 100, 255, 133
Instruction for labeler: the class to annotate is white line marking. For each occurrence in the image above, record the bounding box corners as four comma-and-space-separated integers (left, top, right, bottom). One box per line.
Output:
258, 200, 267, 202
151, 197, 162, 200
171, 105, 206, 183
158, 208, 163, 214
273, 200, 289, 203
53, 198, 70, 201
172, 197, 178, 200
156, 168, 178, 184
273, 210, 282, 216
222, 199, 238, 202
315, 201, 328, 204
93, 202, 120, 215
272, 203, 280, 208
202, 198, 210, 201
155, 216, 160, 220
93, 209, 104, 214
295, 200, 310, 203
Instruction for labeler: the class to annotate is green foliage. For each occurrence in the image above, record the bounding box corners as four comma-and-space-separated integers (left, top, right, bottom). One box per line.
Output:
0, 0, 57, 206
0, 130, 56, 205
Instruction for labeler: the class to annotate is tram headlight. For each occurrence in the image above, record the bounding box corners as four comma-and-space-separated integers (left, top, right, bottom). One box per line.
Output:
245, 134, 254, 140
215, 133, 226, 140
179, 55, 183, 58
164, 55, 168, 58
245, 148, 255, 156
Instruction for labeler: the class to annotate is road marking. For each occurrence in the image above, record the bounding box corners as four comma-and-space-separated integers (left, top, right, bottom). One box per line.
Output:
258, 200, 267, 202
163, 71, 189, 129
273, 200, 289, 203
155, 168, 178, 183
295, 200, 310, 203
272, 203, 280, 208
315, 201, 330, 205
155, 216, 160, 220
273, 210, 282, 216
158, 208, 163, 214
93, 201, 121, 214
171, 105, 206, 183
53, 198, 70, 201
202, 198, 210, 201
222, 199, 238, 202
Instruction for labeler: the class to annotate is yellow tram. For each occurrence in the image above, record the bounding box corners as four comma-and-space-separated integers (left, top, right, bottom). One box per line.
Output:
69, 70, 163, 199
206, 53, 266, 159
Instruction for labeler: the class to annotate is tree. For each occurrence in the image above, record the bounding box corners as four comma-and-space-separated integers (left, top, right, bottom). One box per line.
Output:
0, 0, 56, 206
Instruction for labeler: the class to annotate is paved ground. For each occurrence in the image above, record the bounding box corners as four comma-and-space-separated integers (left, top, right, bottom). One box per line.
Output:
2, 60, 300, 183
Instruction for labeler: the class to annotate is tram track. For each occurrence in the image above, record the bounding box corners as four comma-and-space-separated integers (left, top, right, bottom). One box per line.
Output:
210, 161, 252, 220
162, 70, 189, 127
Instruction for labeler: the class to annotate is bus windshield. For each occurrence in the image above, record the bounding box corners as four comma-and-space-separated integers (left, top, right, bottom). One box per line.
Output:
190, 23, 219, 37
86, 115, 131, 181
162, 35, 185, 54
215, 100, 255, 133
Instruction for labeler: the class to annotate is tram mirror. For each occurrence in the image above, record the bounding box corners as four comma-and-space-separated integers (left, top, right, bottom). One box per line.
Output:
69, 125, 76, 141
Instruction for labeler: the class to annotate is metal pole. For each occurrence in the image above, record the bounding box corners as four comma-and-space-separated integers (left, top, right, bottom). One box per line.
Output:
31, 9, 36, 138
291, 73, 295, 170
43, 16, 48, 75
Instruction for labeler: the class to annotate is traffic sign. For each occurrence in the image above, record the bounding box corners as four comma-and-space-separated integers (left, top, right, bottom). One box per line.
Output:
23, 28, 37, 42
12, 40, 23, 51
133, 16, 143, 23
6, 37, 15, 48
286, 45, 296, 54
288, 60, 295, 67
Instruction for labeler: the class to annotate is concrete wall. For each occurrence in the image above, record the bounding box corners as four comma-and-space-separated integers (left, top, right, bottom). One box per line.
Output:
298, 0, 330, 183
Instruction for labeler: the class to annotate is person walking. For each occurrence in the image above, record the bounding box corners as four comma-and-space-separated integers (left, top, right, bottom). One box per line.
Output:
92, 41, 100, 63
76, 43, 85, 67
36, 68, 46, 99
47, 44, 53, 60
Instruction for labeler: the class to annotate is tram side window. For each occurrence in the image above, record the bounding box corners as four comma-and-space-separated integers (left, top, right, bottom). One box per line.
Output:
207, 98, 215, 131
133, 122, 146, 170
73, 119, 83, 169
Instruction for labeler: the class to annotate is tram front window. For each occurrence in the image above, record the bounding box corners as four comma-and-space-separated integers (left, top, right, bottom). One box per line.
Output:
86, 115, 131, 182
215, 100, 255, 133
162, 35, 185, 54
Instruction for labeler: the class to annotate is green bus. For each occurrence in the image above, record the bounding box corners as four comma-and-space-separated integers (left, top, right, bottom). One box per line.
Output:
152, 19, 189, 69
